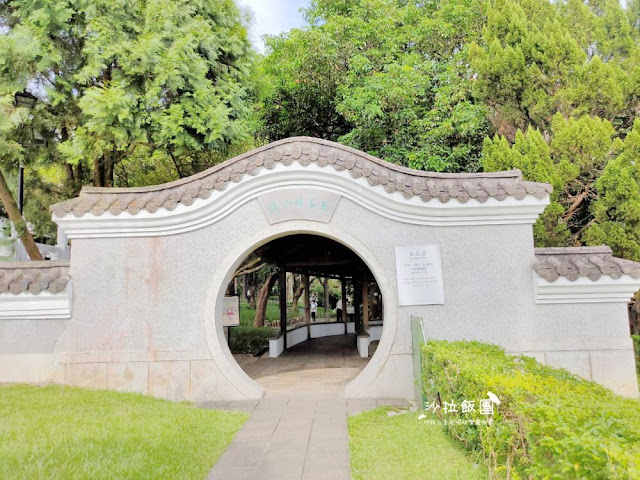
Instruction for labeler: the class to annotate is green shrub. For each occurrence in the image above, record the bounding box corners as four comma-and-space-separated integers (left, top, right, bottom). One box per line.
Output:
633, 335, 640, 375
229, 326, 278, 354
422, 341, 640, 479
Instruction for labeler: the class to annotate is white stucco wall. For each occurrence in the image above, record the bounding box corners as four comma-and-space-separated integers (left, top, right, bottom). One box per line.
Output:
2, 144, 637, 401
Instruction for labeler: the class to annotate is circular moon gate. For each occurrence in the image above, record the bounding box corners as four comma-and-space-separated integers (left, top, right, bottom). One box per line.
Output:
203, 225, 398, 400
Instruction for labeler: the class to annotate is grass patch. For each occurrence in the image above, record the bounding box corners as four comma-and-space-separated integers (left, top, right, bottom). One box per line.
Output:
239, 300, 281, 326
349, 407, 487, 480
239, 300, 336, 327
0, 384, 247, 479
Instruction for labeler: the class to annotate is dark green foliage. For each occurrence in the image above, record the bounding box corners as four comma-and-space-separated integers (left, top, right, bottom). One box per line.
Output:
422, 340, 640, 479
585, 120, 640, 260
259, 0, 491, 172
633, 335, 640, 375
0, 0, 255, 169
228, 326, 278, 355
474, 0, 640, 252
260, 0, 640, 263
0, 0, 256, 237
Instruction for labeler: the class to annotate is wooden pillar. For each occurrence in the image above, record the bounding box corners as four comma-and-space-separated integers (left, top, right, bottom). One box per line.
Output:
304, 273, 310, 336
362, 271, 369, 331
353, 275, 362, 335
323, 277, 329, 321
341, 275, 348, 334
279, 267, 287, 349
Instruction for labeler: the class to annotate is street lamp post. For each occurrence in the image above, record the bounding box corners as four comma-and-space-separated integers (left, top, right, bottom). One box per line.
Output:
17, 163, 23, 215
13, 91, 37, 215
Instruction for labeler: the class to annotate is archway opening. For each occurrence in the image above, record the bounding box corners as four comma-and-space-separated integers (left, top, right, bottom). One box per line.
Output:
223, 234, 383, 390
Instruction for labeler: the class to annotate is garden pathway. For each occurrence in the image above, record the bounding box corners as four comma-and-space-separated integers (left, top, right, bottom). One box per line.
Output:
203, 335, 410, 480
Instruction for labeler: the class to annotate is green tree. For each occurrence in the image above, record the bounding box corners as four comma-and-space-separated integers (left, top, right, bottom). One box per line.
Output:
585, 120, 640, 260
470, 0, 639, 260
482, 114, 617, 247
259, 0, 491, 172
0, 0, 255, 254
470, 0, 638, 138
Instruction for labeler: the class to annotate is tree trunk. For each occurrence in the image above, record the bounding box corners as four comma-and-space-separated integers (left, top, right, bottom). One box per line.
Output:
242, 274, 247, 300
563, 187, 591, 222
291, 280, 305, 313
286, 272, 294, 300
65, 163, 74, 186
93, 157, 103, 187
249, 272, 257, 309
0, 168, 43, 261
73, 161, 85, 194
254, 272, 278, 327
105, 152, 115, 187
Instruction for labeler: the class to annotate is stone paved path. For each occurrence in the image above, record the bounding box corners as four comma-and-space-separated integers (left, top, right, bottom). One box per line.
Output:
207, 389, 349, 480
204, 336, 410, 480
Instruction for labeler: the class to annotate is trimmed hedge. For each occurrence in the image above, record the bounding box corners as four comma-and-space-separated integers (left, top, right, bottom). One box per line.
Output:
422, 341, 640, 479
228, 326, 277, 355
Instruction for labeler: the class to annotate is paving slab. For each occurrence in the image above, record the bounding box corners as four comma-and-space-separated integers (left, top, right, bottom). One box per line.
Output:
207, 334, 410, 479
207, 388, 351, 480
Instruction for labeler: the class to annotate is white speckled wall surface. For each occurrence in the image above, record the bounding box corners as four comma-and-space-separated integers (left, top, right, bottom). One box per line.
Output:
2, 138, 637, 400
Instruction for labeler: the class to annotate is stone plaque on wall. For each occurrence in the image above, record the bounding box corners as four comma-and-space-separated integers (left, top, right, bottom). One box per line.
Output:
258, 189, 340, 224
395, 245, 445, 306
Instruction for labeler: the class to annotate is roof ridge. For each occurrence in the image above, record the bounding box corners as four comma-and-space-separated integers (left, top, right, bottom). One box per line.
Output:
51, 137, 553, 218
533, 247, 640, 282
0, 260, 70, 269
534, 246, 612, 256
77, 137, 525, 196
0, 261, 71, 295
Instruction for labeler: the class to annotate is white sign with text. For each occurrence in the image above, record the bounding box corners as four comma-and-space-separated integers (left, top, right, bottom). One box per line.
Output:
222, 296, 240, 327
395, 245, 445, 306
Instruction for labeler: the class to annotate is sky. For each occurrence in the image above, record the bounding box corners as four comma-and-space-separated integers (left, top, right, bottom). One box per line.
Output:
238, 0, 310, 53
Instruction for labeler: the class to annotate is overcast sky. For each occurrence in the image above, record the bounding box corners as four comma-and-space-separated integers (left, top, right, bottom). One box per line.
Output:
238, 0, 310, 53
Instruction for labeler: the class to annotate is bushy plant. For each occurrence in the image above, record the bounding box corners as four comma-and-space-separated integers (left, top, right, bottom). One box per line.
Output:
633, 335, 640, 376
228, 326, 277, 355
422, 341, 640, 479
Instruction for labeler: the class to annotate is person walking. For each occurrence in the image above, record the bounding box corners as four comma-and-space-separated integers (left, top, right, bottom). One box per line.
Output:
310, 295, 318, 322
335, 297, 343, 321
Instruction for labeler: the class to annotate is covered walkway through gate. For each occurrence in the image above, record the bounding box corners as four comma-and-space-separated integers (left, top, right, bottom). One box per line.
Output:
226, 233, 384, 390
235, 334, 369, 390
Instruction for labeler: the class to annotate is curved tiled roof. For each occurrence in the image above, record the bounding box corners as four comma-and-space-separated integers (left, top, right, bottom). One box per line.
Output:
0, 261, 71, 294
51, 137, 552, 218
534, 247, 640, 282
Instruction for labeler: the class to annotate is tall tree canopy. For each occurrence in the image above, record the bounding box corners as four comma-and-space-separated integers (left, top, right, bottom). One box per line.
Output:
0, 0, 255, 249
259, 0, 640, 259
1, 0, 254, 188
475, 0, 640, 255
259, 0, 491, 172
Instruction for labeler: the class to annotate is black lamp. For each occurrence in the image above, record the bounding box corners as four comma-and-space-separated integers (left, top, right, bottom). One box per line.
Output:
14, 91, 37, 110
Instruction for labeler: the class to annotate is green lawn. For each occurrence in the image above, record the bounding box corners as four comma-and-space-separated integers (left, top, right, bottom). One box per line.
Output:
349, 407, 487, 480
0, 385, 247, 480
239, 300, 336, 327
239, 300, 281, 326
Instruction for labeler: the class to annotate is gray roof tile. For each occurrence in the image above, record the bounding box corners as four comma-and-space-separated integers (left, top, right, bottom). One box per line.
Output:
0, 261, 71, 295
533, 247, 640, 282
51, 138, 553, 218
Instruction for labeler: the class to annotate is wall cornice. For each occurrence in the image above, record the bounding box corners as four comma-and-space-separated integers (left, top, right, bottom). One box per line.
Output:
54, 163, 550, 239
